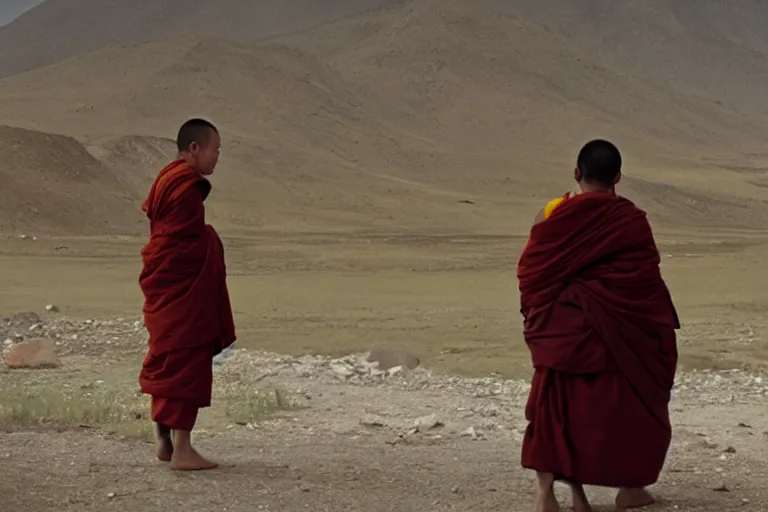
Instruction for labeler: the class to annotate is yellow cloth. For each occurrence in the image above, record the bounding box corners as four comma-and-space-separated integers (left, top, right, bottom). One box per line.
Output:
543, 197, 566, 219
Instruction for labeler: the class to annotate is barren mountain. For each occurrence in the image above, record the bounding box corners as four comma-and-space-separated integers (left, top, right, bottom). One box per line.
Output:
0, 0, 394, 77
0, 0, 767, 236
486, 0, 768, 118
0, 126, 143, 235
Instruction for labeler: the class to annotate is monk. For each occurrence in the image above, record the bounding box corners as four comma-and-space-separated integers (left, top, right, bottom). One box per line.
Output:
517, 139, 679, 511
138, 118, 236, 471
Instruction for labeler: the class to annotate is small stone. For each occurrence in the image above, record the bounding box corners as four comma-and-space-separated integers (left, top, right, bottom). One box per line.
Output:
360, 416, 385, 428
414, 414, 443, 432
45, 304, 59, 313
713, 483, 729, 492
107, 492, 116, 499
3, 338, 61, 369
387, 365, 404, 377
29, 323, 41, 331
367, 345, 420, 371
330, 363, 354, 380
723, 446, 736, 454
461, 426, 479, 440
3, 339, 12, 346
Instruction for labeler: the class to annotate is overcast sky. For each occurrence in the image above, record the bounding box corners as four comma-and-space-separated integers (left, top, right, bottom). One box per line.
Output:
0, 0, 44, 26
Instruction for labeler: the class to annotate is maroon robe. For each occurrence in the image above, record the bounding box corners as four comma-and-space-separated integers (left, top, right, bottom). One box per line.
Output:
518, 192, 678, 488
138, 159, 236, 431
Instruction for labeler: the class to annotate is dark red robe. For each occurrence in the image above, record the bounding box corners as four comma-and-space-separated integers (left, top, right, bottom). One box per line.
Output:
518, 192, 679, 488
138, 159, 236, 431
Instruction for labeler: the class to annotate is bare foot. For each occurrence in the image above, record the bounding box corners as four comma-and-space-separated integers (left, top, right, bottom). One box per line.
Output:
170, 446, 219, 471
154, 423, 173, 462
615, 488, 655, 510
535, 488, 560, 512
568, 483, 593, 512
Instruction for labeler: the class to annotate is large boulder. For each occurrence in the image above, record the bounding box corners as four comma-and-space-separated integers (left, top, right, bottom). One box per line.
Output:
4, 338, 61, 369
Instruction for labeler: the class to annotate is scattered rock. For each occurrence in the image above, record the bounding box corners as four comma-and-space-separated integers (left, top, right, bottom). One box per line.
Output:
367, 345, 420, 371
3, 338, 61, 369
3, 311, 42, 331
713, 483, 730, 492
461, 426, 481, 440
414, 414, 443, 432
330, 363, 354, 380
45, 304, 59, 313
723, 446, 736, 454
360, 416, 385, 428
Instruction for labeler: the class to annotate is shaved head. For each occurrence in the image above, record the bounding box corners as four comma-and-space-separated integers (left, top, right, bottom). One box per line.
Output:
176, 118, 218, 152
576, 139, 622, 187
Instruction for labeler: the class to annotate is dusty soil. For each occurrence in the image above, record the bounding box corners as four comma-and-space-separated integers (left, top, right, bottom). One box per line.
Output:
2, 313, 768, 512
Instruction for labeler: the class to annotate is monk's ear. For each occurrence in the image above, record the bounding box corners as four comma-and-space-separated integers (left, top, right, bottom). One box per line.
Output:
613, 171, 622, 185
573, 167, 581, 182
188, 141, 200, 154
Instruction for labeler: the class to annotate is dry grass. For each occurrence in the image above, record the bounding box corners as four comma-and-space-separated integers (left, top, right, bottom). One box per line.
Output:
0, 372, 290, 439
222, 387, 292, 425
0, 384, 154, 440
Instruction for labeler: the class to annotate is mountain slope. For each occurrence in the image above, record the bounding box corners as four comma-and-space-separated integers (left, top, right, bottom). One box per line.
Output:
0, 0, 766, 235
484, 0, 768, 118
0, 0, 394, 77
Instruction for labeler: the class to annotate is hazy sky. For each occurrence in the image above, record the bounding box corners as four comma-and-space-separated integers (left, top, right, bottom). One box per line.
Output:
0, 0, 44, 26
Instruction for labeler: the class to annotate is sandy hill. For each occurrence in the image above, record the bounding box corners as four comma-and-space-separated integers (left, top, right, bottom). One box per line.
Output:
0, 0, 393, 78
0, 126, 144, 235
0, 0, 767, 236
485, 0, 768, 119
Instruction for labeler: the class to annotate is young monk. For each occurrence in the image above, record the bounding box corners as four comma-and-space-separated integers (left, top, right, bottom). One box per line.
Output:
138, 118, 236, 471
518, 140, 679, 511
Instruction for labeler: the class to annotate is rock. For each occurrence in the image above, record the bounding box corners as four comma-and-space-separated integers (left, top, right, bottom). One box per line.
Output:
713, 483, 729, 492
3, 338, 61, 369
360, 416, 385, 428
4, 312, 41, 330
331, 363, 354, 380
414, 414, 443, 432
367, 345, 420, 371
723, 446, 736, 454
387, 365, 404, 377
45, 304, 59, 313
3, 339, 12, 346
461, 426, 479, 440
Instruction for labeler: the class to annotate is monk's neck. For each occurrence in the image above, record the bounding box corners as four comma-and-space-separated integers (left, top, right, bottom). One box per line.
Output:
579, 185, 615, 195
176, 153, 202, 174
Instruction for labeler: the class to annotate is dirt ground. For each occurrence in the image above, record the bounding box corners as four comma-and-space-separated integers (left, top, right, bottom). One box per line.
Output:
2, 231, 768, 511
2, 334, 768, 512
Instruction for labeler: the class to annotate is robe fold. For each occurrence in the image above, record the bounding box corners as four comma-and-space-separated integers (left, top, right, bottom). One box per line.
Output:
518, 192, 679, 488
138, 159, 236, 431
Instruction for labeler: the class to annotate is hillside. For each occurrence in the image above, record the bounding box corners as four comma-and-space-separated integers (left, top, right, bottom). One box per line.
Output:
486, 0, 768, 118
0, 0, 393, 77
0, 126, 144, 235
0, 0, 767, 235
